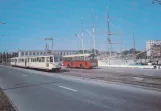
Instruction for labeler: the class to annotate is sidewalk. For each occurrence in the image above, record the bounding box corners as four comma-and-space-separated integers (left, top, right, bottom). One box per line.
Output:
0, 88, 16, 111
61, 68, 161, 89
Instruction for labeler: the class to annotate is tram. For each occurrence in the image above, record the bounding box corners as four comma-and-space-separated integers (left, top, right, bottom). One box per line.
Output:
10, 55, 62, 71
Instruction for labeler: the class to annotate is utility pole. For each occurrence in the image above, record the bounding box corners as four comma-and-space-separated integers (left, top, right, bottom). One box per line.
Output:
0, 22, 5, 63
120, 32, 123, 59
133, 32, 136, 58
86, 9, 96, 55
45, 37, 54, 53
5, 52, 7, 64
107, 7, 111, 65
1, 53, 3, 63
92, 9, 96, 55
75, 17, 85, 54
81, 17, 85, 54
160, 45, 161, 59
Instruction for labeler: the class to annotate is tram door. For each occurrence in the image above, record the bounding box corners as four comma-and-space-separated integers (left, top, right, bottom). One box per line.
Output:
46, 57, 49, 68
15, 59, 17, 66
25, 58, 27, 67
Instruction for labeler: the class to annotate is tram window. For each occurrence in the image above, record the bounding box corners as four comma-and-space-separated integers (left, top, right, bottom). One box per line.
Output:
54, 56, 59, 62
78, 57, 81, 61
74, 57, 78, 61
39, 57, 41, 62
42, 57, 45, 62
80, 56, 84, 60
50, 57, 53, 62
37, 58, 39, 62
63, 57, 67, 61
46, 57, 49, 62
68, 57, 71, 61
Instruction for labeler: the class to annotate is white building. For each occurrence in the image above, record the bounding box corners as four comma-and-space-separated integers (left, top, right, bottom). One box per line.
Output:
146, 40, 161, 58
18, 50, 78, 57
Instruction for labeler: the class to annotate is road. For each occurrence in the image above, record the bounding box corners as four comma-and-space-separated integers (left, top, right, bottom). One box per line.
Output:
0, 66, 161, 111
65, 67, 161, 77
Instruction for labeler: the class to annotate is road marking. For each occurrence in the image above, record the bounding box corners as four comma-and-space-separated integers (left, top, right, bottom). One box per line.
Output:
59, 86, 77, 92
22, 73, 28, 77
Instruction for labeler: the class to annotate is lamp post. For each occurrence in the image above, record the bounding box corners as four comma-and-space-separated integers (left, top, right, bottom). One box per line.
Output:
75, 33, 84, 54
86, 9, 96, 55
75, 17, 84, 54
0, 22, 6, 63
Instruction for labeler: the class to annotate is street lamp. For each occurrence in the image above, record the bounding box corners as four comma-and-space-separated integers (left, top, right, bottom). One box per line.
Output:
0, 22, 5, 63
75, 17, 85, 55
85, 9, 97, 55
86, 29, 96, 55
75, 33, 84, 54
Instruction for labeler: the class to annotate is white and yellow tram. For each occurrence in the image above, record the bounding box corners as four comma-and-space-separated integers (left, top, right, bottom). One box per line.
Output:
10, 55, 62, 71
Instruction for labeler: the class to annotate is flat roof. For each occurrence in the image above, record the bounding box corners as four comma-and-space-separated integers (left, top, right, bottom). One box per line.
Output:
63, 53, 94, 58
11, 54, 59, 59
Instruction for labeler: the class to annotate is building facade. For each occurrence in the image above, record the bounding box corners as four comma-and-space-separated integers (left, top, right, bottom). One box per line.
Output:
146, 40, 161, 58
18, 50, 78, 57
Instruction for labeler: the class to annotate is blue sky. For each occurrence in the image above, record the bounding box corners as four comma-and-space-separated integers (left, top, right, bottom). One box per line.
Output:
0, 0, 161, 52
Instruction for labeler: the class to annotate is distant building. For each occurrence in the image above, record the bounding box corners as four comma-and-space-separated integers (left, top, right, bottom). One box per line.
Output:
146, 40, 161, 59
18, 50, 78, 57
151, 45, 161, 58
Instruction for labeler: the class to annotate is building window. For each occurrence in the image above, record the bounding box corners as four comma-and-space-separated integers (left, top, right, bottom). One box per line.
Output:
21, 52, 24, 56
25, 52, 28, 56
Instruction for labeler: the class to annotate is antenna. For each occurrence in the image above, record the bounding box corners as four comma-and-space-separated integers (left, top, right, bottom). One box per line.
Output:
92, 9, 96, 55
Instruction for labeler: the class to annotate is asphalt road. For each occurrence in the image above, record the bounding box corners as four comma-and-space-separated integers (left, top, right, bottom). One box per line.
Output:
65, 67, 161, 77
0, 66, 161, 111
